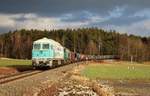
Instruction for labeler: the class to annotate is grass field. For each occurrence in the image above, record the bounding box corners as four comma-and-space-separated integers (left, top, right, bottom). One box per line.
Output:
0, 58, 32, 71
0, 58, 31, 67
81, 61, 150, 95
81, 61, 150, 80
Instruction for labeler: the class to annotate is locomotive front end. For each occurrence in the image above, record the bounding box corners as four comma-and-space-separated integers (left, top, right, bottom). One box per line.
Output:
32, 42, 53, 67
32, 37, 64, 68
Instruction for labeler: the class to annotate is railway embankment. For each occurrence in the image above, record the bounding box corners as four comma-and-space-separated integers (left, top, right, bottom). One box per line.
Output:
0, 61, 115, 96
38, 62, 114, 96
0, 62, 76, 96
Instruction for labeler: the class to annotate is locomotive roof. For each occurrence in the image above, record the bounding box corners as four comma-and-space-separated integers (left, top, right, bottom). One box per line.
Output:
33, 37, 62, 46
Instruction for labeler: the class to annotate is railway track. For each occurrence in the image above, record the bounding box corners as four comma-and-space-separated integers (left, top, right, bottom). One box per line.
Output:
0, 61, 91, 96
0, 61, 89, 85
0, 70, 43, 84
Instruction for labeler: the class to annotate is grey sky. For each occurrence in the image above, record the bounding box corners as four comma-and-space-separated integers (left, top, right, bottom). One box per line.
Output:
0, 0, 150, 36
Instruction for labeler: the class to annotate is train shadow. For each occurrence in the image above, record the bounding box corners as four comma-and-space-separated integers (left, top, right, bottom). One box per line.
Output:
6, 61, 84, 72
5, 65, 51, 73
34, 67, 51, 70
6, 65, 33, 72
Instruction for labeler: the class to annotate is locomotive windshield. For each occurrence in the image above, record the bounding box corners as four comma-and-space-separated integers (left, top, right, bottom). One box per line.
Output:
33, 44, 41, 50
42, 44, 49, 49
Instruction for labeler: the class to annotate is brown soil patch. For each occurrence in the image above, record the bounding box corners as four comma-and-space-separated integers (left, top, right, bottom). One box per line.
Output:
98, 79, 150, 96
144, 62, 150, 65
90, 60, 120, 65
0, 67, 18, 75
38, 83, 58, 96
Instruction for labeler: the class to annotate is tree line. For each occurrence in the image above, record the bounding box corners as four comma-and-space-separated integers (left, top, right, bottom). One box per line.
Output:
0, 28, 150, 62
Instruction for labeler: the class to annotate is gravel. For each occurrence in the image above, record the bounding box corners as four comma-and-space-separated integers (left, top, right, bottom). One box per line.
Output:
0, 63, 79, 96
0, 62, 109, 96
55, 79, 98, 96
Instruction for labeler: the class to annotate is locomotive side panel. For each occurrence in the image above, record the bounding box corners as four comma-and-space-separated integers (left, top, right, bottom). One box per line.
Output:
53, 45, 64, 60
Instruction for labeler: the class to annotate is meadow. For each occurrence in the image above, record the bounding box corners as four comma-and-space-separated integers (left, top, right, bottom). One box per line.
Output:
81, 61, 150, 80
0, 58, 31, 67
0, 58, 32, 71
81, 61, 150, 95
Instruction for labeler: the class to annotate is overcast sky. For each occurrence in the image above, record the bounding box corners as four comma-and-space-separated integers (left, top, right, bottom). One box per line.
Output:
0, 0, 150, 36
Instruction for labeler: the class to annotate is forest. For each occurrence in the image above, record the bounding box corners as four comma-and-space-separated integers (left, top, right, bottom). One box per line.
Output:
0, 28, 150, 62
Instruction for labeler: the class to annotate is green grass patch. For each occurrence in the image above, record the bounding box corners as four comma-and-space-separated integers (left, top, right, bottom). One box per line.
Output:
81, 62, 150, 80
0, 58, 31, 67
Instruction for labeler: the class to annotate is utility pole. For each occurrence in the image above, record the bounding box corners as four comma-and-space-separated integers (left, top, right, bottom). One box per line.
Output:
62, 34, 65, 46
73, 31, 76, 53
99, 43, 101, 55
98, 37, 102, 55
131, 55, 133, 63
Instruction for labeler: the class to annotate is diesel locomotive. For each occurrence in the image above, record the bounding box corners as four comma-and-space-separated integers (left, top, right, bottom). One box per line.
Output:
32, 37, 83, 68
32, 37, 118, 68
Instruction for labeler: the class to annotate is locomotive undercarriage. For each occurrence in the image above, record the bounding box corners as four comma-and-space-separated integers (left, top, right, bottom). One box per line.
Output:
32, 58, 64, 68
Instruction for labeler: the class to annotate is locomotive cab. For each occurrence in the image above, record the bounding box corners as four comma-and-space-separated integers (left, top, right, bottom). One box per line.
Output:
32, 43, 53, 67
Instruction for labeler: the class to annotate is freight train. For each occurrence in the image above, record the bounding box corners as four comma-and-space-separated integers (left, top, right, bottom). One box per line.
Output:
32, 37, 117, 68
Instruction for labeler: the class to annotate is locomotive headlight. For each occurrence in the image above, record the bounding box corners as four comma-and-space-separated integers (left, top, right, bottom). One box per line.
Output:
47, 58, 51, 60
32, 58, 39, 63
45, 60, 49, 64
32, 58, 36, 64
32, 58, 36, 61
